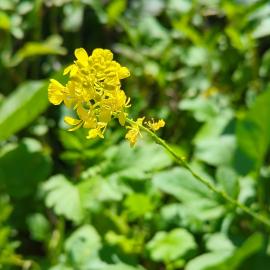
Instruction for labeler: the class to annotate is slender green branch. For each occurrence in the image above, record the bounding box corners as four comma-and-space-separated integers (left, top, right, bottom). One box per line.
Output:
126, 118, 270, 229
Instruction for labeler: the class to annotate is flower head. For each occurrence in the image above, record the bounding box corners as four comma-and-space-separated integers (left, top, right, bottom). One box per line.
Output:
48, 48, 165, 145
146, 119, 165, 131
48, 48, 130, 138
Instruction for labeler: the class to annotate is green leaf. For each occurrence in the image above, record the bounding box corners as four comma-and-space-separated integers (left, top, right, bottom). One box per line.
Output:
27, 213, 50, 242
194, 135, 236, 166
153, 167, 213, 202
0, 81, 49, 141
147, 228, 197, 263
9, 35, 66, 66
154, 168, 225, 225
186, 233, 263, 270
102, 141, 172, 181
65, 225, 101, 266
42, 175, 83, 223
124, 193, 154, 219
0, 138, 51, 198
216, 167, 239, 199
179, 97, 219, 122
235, 88, 270, 174
106, 0, 126, 25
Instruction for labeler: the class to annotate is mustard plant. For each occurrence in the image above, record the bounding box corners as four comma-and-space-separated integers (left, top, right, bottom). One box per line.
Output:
48, 48, 270, 229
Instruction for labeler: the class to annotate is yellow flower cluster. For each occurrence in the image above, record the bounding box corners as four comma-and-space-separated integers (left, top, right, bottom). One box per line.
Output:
48, 48, 165, 145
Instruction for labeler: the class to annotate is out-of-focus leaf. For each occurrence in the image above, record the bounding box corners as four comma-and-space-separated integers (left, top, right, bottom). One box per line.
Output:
65, 225, 101, 266
147, 228, 197, 263
101, 141, 172, 181
186, 233, 263, 270
9, 35, 66, 66
154, 168, 224, 226
62, 4, 84, 32
0, 81, 49, 141
0, 138, 51, 198
124, 193, 154, 219
216, 167, 239, 199
234, 88, 270, 175
179, 97, 219, 122
195, 135, 236, 166
253, 18, 270, 38
0, 11, 10, 31
193, 110, 233, 144
106, 0, 126, 25
42, 175, 83, 223
27, 213, 50, 242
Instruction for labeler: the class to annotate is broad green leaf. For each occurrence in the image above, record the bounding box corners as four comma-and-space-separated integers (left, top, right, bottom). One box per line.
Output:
154, 168, 225, 226
216, 167, 239, 199
147, 228, 197, 263
124, 193, 154, 219
0, 11, 10, 31
235, 88, 270, 174
179, 97, 218, 122
102, 141, 172, 180
0, 81, 48, 141
0, 138, 51, 198
194, 135, 236, 166
186, 233, 263, 270
27, 213, 50, 242
65, 225, 101, 266
42, 175, 83, 223
9, 35, 66, 66
153, 167, 213, 202
106, 0, 126, 25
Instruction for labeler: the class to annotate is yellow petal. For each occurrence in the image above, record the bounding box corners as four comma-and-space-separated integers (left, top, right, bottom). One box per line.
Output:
118, 111, 126, 126
77, 105, 89, 121
87, 128, 104, 139
64, 116, 82, 126
63, 64, 78, 76
48, 79, 65, 105
118, 67, 130, 79
75, 48, 88, 66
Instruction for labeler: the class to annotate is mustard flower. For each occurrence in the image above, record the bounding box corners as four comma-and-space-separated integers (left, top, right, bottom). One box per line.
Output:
48, 48, 165, 146
125, 117, 145, 147
146, 119, 165, 132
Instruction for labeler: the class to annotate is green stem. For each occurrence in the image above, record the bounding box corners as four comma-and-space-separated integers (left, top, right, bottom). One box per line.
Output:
126, 118, 270, 229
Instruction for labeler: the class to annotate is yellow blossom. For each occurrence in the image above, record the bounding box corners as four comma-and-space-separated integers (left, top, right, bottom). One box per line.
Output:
147, 119, 165, 132
125, 117, 145, 147
48, 48, 130, 139
48, 48, 165, 144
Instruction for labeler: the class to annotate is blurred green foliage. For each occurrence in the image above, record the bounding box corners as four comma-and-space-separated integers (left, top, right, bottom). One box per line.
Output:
1, 0, 270, 269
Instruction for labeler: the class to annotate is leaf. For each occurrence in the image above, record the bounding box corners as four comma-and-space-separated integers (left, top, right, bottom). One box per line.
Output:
186, 233, 263, 270
9, 35, 67, 66
106, 0, 126, 25
153, 167, 213, 202
216, 167, 239, 199
27, 213, 50, 242
0, 138, 51, 198
154, 168, 225, 225
234, 88, 270, 175
179, 97, 219, 122
65, 225, 101, 266
194, 135, 236, 166
0, 80, 49, 141
42, 175, 83, 223
124, 193, 154, 219
147, 228, 197, 263
102, 141, 172, 181
0, 11, 10, 31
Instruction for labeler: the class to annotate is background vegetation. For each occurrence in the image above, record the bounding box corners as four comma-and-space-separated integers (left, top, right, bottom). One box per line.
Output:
1, 0, 270, 269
